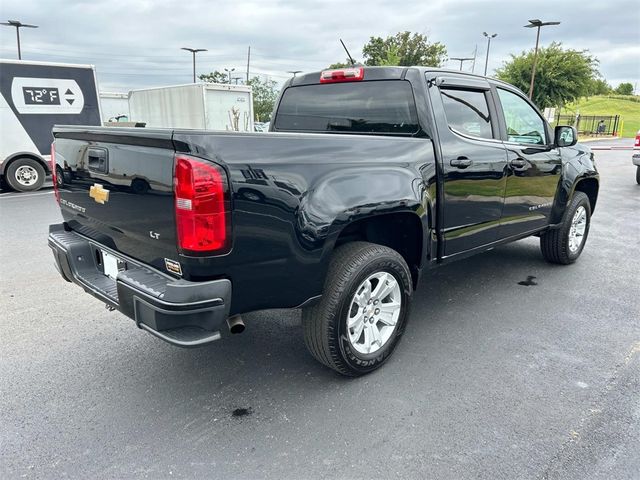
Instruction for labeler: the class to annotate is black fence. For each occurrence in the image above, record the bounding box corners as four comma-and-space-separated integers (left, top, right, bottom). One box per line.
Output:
553, 114, 620, 136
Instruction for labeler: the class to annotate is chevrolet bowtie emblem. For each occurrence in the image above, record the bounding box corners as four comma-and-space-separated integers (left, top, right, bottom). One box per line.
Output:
89, 183, 110, 204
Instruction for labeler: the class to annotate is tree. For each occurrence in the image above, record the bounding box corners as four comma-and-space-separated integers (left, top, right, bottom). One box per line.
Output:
587, 78, 611, 96
495, 42, 599, 109
362, 31, 447, 67
198, 70, 228, 84
246, 76, 279, 121
327, 60, 356, 69
614, 82, 634, 95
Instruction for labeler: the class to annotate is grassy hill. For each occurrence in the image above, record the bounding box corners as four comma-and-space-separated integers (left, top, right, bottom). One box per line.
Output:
561, 96, 640, 138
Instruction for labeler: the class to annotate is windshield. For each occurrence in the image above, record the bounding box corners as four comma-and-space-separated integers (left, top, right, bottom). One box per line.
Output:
274, 80, 420, 135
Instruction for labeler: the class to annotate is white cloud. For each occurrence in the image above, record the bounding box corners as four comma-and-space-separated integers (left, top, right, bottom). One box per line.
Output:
0, 0, 638, 91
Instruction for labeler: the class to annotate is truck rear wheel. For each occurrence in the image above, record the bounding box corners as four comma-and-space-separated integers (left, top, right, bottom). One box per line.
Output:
636, 166, 640, 185
540, 191, 591, 264
6, 158, 46, 192
302, 242, 413, 376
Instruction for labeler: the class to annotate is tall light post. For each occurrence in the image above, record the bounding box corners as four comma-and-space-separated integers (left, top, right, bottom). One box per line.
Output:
224, 67, 235, 84
287, 70, 302, 77
482, 32, 497, 76
181, 47, 207, 83
1, 20, 38, 60
450, 57, 474, 71
525, 19, 561, 99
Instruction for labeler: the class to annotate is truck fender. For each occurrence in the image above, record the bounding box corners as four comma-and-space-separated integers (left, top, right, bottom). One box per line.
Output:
549, 146, 598, 225
296, 165, 433, 285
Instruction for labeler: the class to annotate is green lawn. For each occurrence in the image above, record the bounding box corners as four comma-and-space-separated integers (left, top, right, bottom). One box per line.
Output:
561, 96, 640, 138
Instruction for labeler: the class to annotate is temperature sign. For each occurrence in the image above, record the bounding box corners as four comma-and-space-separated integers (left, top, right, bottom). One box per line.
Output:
22, 87, 61, 105
11, 77, 84, 114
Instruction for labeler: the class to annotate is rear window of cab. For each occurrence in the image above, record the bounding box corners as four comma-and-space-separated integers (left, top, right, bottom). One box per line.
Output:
274, 80, 420, 135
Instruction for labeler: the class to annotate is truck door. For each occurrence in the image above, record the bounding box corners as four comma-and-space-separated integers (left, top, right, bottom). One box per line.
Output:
493, 87, 562, 237
429, 76, 508, 256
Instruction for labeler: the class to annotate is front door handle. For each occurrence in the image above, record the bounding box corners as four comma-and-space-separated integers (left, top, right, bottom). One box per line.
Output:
509, 158, 527, 169
450, 157, 472, 169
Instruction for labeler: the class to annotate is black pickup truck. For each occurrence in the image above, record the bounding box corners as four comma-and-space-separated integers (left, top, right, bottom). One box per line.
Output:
48, 66, 598, 376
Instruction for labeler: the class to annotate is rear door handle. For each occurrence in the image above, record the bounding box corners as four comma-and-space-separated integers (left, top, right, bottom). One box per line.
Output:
509, 158, 527, 169
450, 157, 472, 169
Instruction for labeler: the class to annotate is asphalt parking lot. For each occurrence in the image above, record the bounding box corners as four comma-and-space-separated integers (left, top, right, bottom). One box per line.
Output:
1, 140, 638, 480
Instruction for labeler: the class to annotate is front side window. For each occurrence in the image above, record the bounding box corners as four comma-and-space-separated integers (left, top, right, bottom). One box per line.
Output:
497, 88, 547, 145
440, 88, 493, 140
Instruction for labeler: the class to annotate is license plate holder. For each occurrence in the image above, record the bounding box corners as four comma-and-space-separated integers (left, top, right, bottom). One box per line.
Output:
101, 250, 125, 279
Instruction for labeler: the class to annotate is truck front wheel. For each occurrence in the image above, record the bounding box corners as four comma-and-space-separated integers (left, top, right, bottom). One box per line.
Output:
302, 242, 413, 376
540, 191, 591, 264
5, 158, 46, 192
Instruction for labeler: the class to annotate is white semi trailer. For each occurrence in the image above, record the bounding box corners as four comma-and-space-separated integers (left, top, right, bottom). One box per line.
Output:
0, 59, 101, 191
128, 83, 254, 132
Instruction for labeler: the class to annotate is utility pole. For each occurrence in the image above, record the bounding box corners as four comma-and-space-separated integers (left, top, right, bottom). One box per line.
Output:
224, 67, 235, 84
287, 70, 302, 77
181, 47, 207, 83
471, 44, 478, 73
482, 32, 497, 76
1, 20, 38, 60
450, 57, 474, 71
246, 46, 251, 83
524, 19, 560, 99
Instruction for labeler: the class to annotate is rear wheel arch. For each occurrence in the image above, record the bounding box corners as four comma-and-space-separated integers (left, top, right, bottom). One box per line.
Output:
331, 211, 426, 290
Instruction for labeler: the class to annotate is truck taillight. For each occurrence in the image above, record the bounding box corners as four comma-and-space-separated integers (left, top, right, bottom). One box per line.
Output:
174, 154, 230, 254
319, 67, 364, 83
51, 142, 59, 203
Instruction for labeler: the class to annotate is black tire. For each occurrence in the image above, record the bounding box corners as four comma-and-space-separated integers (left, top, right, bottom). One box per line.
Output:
636, 166, 640, 185
55, 165, 65, 188
302, 242, 413, 376
540, 191, 591, 265
5, 158, 45, 192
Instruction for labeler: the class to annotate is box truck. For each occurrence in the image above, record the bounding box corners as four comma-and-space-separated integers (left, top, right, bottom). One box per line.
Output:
128, 83, 254, 132
99, 91, 130, 123
0, 59, 101, 191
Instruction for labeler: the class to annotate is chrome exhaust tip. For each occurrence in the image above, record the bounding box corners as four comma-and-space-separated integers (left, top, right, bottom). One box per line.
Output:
226, 315, 245, 334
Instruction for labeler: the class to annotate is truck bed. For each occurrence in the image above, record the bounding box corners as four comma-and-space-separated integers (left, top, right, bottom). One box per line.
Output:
53, 126, 436, 314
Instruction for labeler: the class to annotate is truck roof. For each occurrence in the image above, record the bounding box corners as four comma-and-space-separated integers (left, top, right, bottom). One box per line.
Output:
288, 65, 513, 89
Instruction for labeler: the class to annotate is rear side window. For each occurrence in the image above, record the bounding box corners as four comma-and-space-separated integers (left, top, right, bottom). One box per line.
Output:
440, 88, 493, 140
274, 80, 420, 135
497, 88, 547, 145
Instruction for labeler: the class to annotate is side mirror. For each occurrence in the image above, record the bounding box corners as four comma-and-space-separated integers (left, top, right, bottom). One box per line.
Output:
555, 125, 578, 147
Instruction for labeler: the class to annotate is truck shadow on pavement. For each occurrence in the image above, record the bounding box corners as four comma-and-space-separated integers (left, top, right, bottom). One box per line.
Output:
105, 238, 560, 404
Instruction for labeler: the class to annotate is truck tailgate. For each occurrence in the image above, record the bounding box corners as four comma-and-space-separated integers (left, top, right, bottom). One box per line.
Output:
52, 127, 180, 273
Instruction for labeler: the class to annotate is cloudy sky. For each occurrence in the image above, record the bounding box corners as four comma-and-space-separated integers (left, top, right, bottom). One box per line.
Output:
1, 0, 638, 92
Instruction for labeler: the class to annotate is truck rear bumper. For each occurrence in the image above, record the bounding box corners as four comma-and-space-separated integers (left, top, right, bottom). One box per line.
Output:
48, 223, 231, 347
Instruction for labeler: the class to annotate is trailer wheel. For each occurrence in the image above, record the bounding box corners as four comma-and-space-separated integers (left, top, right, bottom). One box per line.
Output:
6, 158, 46, 192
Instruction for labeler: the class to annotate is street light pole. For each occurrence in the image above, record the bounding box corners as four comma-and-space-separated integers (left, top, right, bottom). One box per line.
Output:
525, 19, 561, 99
181, 47, 207, 83
482, 32, 497, 76
287, 70, 302, 77
450, 57, 474, 71
1, 20, 38, 60
224, 68, 235, 84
